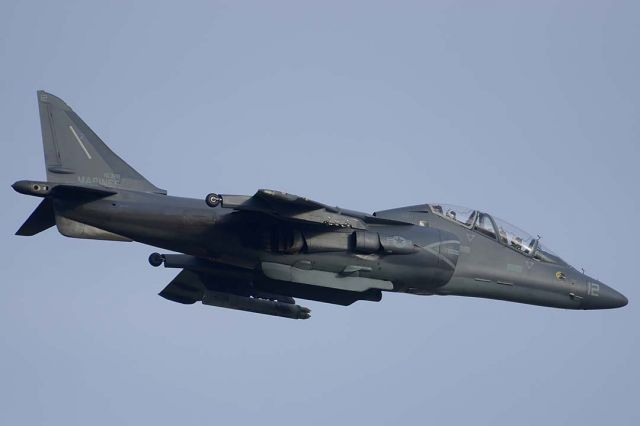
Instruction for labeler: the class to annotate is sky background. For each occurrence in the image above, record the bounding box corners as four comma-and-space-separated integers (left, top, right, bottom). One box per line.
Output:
1, 1, 638, 425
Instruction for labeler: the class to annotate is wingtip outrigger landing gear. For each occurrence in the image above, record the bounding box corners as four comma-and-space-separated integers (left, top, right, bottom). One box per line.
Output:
205, 193, 222, 208
148, 252, 165, 267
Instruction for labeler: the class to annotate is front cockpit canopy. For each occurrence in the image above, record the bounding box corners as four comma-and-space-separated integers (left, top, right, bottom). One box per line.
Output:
429, 204, 565, 265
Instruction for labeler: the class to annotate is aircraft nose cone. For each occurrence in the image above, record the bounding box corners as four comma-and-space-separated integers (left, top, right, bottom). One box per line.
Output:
582, 282, 628, 310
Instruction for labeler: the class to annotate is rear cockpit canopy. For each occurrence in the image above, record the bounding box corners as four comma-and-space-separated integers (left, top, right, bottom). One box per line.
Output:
428, 204, 566, 265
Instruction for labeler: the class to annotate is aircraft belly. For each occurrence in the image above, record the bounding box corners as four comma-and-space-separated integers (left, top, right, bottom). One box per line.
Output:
55, 215, 131, 241
440, 276, 583, 309
261, 261, 394, 292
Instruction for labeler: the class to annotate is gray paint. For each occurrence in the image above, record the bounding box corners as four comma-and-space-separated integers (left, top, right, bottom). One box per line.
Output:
13, 92, 628, 320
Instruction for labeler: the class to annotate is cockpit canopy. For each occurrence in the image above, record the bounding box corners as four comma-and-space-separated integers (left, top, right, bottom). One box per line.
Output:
429, 204, 566, 265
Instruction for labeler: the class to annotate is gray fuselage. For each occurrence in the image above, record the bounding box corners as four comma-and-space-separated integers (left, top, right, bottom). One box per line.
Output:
50, 189, 625, 310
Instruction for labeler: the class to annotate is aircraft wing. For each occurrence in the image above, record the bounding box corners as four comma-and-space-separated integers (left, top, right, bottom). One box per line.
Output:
220, 189, 407, 229
157, 254, 384, 309
158, 269, 203, 304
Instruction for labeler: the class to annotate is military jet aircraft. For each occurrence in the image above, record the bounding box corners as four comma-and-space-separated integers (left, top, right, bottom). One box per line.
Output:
12, 91, 628, 319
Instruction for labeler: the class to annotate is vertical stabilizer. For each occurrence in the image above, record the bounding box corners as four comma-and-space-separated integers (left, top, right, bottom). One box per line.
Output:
37, 90, 165, 194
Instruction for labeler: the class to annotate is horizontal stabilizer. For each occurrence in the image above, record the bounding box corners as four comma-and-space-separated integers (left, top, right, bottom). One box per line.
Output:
16, 199, 55, 236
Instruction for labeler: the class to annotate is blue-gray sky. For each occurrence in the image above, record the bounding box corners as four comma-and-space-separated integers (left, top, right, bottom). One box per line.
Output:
1, 1, 638, 425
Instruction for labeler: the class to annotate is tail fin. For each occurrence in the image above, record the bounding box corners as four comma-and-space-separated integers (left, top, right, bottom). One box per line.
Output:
37, 90, 166, 194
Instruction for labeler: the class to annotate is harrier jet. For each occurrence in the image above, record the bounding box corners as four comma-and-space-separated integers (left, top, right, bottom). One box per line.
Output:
12, 91, 628, 319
